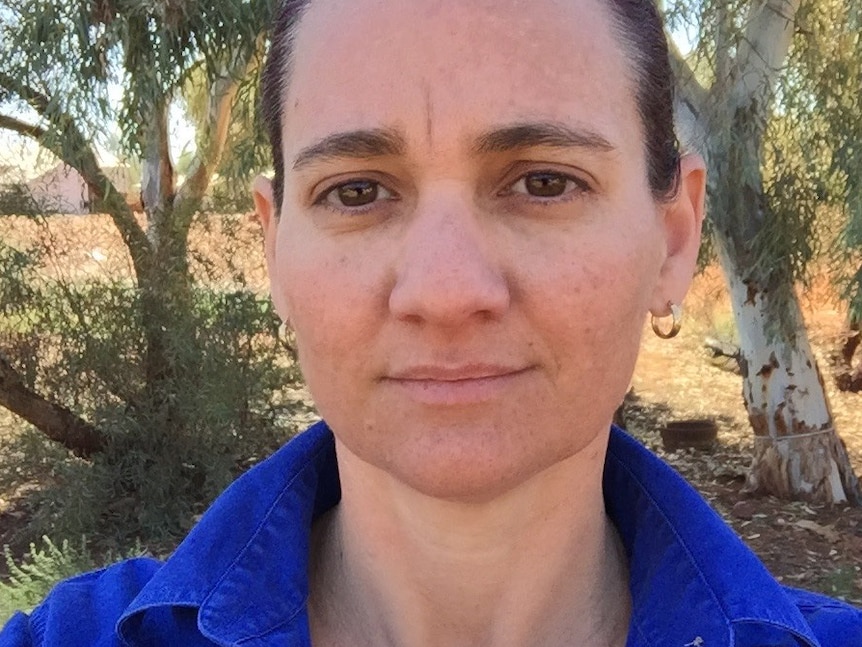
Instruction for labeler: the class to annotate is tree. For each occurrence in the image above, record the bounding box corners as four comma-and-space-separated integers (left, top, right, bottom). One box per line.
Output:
0, 0, 272, 445
0, 1, 294, 544
809, 6, 862, 393
666, 0, 862, 504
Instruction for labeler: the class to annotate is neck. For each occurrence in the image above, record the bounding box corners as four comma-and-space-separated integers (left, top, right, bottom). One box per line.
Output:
309, 434, 631, 647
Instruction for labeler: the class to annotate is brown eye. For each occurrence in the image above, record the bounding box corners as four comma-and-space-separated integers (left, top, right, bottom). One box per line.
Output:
507, 171, 588, 200
321, 179, 393, 210
523, 172, 568, 197
337, 180, 378, 206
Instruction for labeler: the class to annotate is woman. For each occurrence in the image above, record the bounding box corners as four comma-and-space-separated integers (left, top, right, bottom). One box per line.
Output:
2, 0, 860, 645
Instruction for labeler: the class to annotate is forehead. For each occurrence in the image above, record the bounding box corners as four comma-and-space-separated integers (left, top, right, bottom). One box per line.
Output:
283, 0, 640, 155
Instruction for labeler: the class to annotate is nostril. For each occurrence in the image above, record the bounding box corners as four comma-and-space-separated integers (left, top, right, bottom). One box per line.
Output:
388, 256, 510, 325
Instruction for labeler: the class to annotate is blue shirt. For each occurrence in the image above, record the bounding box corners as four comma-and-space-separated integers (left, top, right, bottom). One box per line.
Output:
2, 422, 860, 646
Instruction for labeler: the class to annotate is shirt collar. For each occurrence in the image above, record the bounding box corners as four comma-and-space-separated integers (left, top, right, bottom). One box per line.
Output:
118, 421, 339, 645
118, 423, 820, 646
605, 427, 819, 647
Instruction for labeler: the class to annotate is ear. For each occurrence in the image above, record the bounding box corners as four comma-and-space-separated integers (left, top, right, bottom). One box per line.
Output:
252, 175, 290, 322
650, 153, 707, 317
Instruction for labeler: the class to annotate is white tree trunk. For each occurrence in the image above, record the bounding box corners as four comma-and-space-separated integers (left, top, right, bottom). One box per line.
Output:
672, 0, 862, 505
720, 245, 861, 504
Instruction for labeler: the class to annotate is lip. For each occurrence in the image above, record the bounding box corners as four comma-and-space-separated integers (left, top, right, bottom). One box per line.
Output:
383, 364, 533, 405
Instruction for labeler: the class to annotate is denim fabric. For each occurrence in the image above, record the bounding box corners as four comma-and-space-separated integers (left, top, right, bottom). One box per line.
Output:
2, 422, 860, 646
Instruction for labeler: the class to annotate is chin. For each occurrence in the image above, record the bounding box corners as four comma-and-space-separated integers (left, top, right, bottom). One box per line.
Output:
381, 426, 597, 504
393, 460, 533, 504
326, 401, 612, 502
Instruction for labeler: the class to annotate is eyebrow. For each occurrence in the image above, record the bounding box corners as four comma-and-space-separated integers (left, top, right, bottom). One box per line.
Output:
472, 121, 616, 155
290, 121, 615, 171
292, 128, 406, 170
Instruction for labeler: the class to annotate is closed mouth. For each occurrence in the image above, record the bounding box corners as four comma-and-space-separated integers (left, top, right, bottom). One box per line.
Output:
381, 364, 533, 406
386, 364, 530, 382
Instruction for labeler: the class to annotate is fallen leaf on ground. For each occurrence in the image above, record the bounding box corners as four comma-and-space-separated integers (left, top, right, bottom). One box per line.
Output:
793, 519, 841, 543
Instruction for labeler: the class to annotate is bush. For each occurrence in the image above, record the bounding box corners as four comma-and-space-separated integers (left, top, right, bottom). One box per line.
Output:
0, 185, 40, 217
0, 281, 302, 550
0, 214, 308, 561
0, 537, 143, 624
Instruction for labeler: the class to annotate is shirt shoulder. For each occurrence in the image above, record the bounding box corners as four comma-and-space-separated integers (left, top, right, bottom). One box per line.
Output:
0, 557, 162, 647
605, 427, 861, 647
784, 586, 862, 646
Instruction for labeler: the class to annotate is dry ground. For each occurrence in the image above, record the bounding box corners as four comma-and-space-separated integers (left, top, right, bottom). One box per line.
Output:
1, 214, 861, 605
629, 266, 862, 605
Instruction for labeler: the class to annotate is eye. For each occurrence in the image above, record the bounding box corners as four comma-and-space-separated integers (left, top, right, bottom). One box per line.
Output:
509, 171, 587, 198
319, 179, 394, 209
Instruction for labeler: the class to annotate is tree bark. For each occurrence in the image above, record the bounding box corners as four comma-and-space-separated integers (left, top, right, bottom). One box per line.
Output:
0, 354, 105, 457
140, 98, 175, 217
672, 0, 862, 504
836, 314, 862, 392
719, 245, 861, 504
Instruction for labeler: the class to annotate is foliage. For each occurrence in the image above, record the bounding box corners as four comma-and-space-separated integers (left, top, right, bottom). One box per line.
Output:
180, 57, 271, 213
0, 185, 40, 217
0, 0, 272, 153
0, 0, 293, 556
0, 214, 302, 551
0, 536, 143, 624
774, 1, 862, 320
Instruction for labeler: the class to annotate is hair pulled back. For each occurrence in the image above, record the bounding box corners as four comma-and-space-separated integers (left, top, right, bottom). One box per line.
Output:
260, 0, 681, 211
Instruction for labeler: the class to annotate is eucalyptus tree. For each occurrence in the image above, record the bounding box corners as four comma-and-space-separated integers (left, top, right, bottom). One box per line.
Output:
0, 0, 272, 452
666, 0, 861, 503
809, 6, 862, 393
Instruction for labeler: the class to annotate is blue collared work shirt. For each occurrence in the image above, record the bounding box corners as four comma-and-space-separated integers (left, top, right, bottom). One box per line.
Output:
2, 422, 861, 646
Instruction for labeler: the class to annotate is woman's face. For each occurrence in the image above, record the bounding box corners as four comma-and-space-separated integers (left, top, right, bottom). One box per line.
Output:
257, 0, 703, 501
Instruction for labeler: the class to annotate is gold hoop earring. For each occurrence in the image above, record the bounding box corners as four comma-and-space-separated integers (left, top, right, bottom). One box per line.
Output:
651, 302, 682, 339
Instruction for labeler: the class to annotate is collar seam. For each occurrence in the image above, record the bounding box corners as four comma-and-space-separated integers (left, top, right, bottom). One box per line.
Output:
606, 447, 732, 623
729, 617, 820, 647
198, 431, 335, 640
607, 436, 817, 640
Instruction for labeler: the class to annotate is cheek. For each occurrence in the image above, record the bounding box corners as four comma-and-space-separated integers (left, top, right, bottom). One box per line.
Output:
274, 231, 386, 380
528, 220, 661, 380
530, 215, 660, 314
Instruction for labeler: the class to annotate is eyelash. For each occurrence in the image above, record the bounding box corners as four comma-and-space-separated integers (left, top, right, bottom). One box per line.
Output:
502, 170, 591, 203
313, 178, 396, 215
312, 170, 591, 214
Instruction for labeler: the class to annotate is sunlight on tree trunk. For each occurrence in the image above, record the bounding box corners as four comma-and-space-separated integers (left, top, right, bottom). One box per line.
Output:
720, 247, 861, 504
669, 0, 862, 504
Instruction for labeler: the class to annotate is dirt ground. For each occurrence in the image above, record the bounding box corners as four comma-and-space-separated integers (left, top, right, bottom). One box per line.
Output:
628, 266, 862, 605
1, 214, 861, 605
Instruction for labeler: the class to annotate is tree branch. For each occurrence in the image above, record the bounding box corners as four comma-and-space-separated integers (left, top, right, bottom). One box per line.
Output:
0, 353, 106, 457
733, 0, 802, 106
140, 99, 175, 215
714, 2, 734, 92
0, 113, 46, 140
174, 37, 264, 220
668, 39, 709, 118
667, 41, 710, 158
0, 72, 152, 276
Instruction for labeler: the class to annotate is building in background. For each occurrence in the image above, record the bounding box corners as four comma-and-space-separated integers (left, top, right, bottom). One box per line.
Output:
25, 164, 139, 214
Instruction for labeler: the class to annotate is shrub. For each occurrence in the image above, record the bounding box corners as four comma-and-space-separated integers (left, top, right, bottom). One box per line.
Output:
0, 536, 143, 624
0, 214, 308, 561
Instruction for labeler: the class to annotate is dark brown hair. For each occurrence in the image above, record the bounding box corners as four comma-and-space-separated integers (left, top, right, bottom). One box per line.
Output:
260, 0, 681, 211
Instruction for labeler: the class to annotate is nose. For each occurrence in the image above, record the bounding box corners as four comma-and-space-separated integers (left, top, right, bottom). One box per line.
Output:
388, 189, 511, 327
